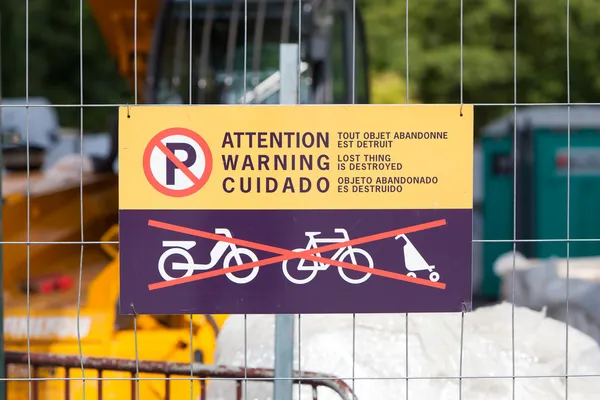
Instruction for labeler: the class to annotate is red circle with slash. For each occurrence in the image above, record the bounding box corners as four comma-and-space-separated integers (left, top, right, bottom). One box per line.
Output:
143, 127, 213, 197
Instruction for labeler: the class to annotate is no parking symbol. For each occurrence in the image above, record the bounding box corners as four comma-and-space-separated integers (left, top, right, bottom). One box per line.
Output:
143, 127, 213, 197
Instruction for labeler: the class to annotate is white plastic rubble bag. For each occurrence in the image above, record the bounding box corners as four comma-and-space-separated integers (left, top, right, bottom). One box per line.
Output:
205, 303, 600, 400
494, 251, 600, 344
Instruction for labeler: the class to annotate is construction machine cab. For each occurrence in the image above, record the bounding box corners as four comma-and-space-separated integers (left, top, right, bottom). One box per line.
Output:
145, 0, 370, 105
85, 0, 370, 173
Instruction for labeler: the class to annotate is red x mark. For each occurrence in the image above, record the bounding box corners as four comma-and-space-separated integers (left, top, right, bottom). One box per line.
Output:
146, 218, 447, 291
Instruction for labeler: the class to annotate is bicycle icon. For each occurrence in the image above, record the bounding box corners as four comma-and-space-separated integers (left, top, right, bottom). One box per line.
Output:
282, 228, 374, 285
158, 228, 259, 284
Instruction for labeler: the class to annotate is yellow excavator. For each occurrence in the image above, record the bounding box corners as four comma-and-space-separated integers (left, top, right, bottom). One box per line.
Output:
2, 0, 369, 399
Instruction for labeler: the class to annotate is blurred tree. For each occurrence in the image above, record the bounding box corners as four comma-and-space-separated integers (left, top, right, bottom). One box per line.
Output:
370, 71, 419, 104
360, 0, 600, 132
1, 0, 129, 131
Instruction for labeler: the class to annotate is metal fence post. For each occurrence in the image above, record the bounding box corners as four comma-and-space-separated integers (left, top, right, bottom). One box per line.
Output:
0, 13, 6, 400
273, 43, 299, 400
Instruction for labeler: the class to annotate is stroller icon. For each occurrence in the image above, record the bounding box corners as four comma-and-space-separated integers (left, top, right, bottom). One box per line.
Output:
395, 234, 440, 282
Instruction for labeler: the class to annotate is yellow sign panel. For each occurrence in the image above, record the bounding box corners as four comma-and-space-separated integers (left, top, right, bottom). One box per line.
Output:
119, 105, 473, 210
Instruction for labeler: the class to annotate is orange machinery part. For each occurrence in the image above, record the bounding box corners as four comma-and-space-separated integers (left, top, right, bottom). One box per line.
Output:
86, 0, 161, 102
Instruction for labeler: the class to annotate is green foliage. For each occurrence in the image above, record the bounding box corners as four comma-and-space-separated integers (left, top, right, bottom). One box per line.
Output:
3, 0, 600, 133
370, 71, 418, 104
360, 0, 600, 131
1, 0, 129, 131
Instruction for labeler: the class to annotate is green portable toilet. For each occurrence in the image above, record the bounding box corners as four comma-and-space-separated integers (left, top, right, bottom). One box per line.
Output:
481, 106, 600, 298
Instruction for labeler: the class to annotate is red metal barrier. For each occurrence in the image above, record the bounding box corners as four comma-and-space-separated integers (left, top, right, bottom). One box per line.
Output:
5, 351, 357, 400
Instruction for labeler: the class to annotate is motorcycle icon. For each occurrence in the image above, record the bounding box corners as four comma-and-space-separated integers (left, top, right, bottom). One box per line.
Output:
158, 228, 259, 284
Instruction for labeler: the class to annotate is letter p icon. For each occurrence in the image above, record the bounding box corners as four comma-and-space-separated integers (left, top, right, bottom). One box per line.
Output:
166, 142, 197, 185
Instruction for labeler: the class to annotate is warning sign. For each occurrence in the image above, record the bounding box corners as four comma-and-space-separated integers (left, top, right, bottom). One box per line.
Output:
118, 105, 474, 315
142, 127, 213, 197
120, 105, 473, 210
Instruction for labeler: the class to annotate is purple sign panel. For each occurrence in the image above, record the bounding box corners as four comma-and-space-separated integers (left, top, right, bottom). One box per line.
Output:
119, 209, 472, 315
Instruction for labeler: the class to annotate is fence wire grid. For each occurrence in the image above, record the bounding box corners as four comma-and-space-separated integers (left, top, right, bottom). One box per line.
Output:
1, 0, 599, 399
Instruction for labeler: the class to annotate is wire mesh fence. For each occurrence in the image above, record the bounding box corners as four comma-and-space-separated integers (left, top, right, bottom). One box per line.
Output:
1, 0, 600, 399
